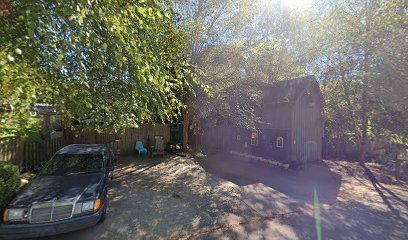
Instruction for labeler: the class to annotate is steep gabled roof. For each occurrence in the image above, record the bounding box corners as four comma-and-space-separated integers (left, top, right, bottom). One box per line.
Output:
262, 76, 321, 104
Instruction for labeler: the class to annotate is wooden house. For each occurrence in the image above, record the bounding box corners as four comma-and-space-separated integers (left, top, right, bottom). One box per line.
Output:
201, 76, 324, 165
252, 75, 324, 163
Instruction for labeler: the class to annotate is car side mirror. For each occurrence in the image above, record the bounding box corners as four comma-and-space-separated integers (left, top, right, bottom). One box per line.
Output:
107, 163, 114, 173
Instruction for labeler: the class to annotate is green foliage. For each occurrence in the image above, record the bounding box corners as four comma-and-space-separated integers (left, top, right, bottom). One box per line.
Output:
176, 0, 308, 131
1, 0, 406, 153
1, 0, 202, 138
305, 0, 408, 150
176, 0, 260, 131
0, 162, 20, 213
192, 44, 262, 129
391, 135, 408, 147
0, 0, 50, 139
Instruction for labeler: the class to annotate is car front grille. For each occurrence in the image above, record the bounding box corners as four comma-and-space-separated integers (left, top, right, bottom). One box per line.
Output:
52, 205, 73, 220
30, 200, 74, 224
30, 206, 52, 223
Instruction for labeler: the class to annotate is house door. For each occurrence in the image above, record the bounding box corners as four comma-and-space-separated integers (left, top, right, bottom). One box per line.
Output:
304, 140, 319, 161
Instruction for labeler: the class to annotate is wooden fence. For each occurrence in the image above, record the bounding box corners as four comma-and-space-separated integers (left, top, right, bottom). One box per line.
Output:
0, 137, 67, 171
0, 124, 170, 171
67, 124, 170, 155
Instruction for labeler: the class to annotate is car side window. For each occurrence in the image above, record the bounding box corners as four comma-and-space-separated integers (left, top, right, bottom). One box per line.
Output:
109, 149, 115, 162
102, 151, 108, 169
105, 149, 114, 167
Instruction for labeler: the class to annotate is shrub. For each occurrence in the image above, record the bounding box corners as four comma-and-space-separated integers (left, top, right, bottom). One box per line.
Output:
0, 162, 20, 213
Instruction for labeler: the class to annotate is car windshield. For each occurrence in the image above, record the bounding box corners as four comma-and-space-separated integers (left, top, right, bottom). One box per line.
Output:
40, 154, 104, 176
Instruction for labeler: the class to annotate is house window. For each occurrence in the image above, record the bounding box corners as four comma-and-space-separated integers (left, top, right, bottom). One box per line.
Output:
250, 132, 258, 146
276, 136, 284, 148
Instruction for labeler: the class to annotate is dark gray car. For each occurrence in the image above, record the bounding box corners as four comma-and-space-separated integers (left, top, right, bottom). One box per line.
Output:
0, 144, 115, 239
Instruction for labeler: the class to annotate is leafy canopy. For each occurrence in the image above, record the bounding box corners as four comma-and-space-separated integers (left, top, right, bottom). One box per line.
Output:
1, 0, 202, 138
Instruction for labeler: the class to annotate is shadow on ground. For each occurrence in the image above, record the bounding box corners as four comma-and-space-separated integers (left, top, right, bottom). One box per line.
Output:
196, 153, 342, 204
203, 199, 408, 240
195, 154, 408, 240
41, 154, 408, 240
42, 155, 256, 240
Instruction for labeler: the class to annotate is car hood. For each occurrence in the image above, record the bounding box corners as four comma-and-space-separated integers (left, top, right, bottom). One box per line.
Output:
10, 173, 105, 207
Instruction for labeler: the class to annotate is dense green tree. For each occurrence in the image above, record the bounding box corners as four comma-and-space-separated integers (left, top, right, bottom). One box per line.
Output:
371, 0, 408, 140
1, 0, 406, 160
1, 0, 201, 139
176, 0, 308, 150
306, 0, 407, 162
0, 0, 51, 139
175, 0, 249, 150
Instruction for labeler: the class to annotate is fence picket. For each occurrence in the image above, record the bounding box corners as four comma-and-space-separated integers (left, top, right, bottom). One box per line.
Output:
0, 124, 170, 171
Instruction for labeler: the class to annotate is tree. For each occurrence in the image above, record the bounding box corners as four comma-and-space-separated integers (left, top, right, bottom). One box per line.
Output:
371, 0, 408, 139
175, 0, 246, 151
1, 0, 201, 139
306, 0, 407, 162
176, 0, 308, 151
0, 0, 51, 139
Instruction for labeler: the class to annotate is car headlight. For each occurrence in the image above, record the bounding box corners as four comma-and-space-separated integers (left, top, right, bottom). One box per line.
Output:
82, 201, 94, 212
73, 199, 101, 215
3, 208, 29, 222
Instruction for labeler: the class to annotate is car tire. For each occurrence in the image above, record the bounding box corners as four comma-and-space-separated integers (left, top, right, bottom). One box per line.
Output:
99, 193, 108, 223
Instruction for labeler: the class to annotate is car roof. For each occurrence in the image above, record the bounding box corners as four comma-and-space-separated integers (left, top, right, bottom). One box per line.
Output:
56, 144, 107, 155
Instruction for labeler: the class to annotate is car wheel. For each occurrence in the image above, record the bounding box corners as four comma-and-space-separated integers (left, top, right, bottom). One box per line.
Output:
99, 193, 108, 223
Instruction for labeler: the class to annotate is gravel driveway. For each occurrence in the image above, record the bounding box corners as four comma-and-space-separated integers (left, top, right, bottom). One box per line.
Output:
43, 155, 257, 240
42, 154, 408, 240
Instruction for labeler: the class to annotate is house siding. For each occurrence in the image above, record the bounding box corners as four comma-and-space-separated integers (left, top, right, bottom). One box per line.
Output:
194, 76, 324, 165
252, 129, 290, 162
292, 85, 324, 162
256, 104, 293, 161
259, 104, 292, 130
199, 125, 238, 153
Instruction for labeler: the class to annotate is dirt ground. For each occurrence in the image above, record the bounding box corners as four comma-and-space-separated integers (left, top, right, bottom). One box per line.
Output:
43, 154, 408, 240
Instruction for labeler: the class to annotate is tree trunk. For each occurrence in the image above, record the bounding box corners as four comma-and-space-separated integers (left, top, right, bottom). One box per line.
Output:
359, 72, 369, 164
359, 129, 367, 164
359, 66, 369, 165
182, 105, 190, 153
359, 1, 374, 165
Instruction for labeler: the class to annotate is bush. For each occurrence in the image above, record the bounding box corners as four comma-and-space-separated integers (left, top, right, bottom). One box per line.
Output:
0, 162, 20, 213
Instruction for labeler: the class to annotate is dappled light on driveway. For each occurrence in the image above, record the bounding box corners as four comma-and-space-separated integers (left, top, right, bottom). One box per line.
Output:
44, 155, 256, 240
43, 154, 408, 240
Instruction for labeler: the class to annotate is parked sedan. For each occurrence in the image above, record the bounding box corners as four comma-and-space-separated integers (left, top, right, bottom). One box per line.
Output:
0, 144, 115, 239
